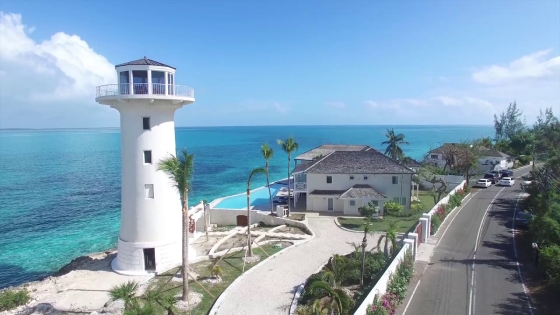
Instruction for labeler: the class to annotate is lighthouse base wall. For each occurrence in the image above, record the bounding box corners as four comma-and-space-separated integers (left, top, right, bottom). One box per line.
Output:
111, 238, 197, 276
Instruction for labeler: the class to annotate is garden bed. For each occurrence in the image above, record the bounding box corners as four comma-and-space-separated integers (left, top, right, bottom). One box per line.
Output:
276, 225, 309, 235
338, 212, 423, 233
430, 186, 469, 234
216, 234, 258, 252
149, 244, 288, 315
295, 249, 390, 315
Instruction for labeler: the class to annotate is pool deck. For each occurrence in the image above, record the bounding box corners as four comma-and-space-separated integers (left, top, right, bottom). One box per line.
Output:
210, 178, 293, 210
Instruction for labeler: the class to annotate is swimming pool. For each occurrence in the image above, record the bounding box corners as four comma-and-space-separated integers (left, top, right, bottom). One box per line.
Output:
214, 183, 285, 209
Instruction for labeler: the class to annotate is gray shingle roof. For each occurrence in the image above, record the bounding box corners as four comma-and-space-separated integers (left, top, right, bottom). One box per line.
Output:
306, 150, 414, 174
403, 158, 422, 168
115, 57, 175, 69
309, 189, 347, 196
429, 143, 509, 158
292, 161, 314, 174
295, 144, 371, 161
340, 184, 387, 199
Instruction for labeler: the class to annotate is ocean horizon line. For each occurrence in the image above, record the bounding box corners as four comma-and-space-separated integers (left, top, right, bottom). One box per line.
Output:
0, 124, 494, 131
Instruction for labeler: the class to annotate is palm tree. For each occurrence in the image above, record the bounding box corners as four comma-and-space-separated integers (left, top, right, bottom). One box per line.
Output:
202, 199, 209, 241
308, 281, 353, 315
376, 221, 399, 259
109, 281, 139, 310
261, 143, 274, 214
143, 289, 178, 315
381, 128, 409, 161
277, 138, 299, 212
157, 149, 194, 302
247, 167, 267, 256
359, 220, 373, 287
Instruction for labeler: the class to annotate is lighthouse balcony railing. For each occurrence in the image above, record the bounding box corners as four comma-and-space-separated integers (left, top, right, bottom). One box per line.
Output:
96, 83, 194, 98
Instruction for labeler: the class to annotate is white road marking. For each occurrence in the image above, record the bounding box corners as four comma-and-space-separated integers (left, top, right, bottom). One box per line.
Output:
511, 176, 535, 315
436, 190, 480, 247
468, 187, 505, 315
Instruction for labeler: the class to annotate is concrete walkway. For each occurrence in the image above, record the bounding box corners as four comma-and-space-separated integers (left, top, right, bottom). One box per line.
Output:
214, 215, 381, 315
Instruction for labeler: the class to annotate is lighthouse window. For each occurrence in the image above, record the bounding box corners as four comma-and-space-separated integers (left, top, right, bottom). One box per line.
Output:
145, 184, 154, 199
143, 151, 152, 164
143, 117, 151, 130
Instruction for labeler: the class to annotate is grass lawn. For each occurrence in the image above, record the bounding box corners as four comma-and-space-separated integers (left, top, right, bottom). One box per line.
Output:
149, 244, 286, 315
338, 192, 437, 233
417, 190, 436, 210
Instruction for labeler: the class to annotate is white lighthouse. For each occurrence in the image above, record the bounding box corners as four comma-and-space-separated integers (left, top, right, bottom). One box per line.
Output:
95, 57, 195, 275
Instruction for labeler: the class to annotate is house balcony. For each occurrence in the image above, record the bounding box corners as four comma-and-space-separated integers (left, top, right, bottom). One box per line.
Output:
294, 182, 307, 191
95, 83, 195, 105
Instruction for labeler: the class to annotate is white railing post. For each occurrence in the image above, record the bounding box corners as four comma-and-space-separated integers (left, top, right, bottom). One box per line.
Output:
147, 70, 153, 94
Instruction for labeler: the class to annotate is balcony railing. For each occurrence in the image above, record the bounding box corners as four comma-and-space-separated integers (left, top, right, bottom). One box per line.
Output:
295, 182, 307, 190
96, 83, 194, 98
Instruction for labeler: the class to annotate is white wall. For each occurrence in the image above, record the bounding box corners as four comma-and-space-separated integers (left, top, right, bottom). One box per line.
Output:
306, 173, 412, 212
113, 102, 183, 244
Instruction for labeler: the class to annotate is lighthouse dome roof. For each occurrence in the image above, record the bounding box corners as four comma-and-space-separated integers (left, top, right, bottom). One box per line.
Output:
115, 57, 175, 69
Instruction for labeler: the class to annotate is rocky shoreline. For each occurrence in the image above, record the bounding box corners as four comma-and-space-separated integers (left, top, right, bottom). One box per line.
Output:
1, 250, 151, 315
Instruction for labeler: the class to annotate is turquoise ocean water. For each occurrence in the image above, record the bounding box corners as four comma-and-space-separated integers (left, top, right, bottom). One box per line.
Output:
0, 125, 493, 288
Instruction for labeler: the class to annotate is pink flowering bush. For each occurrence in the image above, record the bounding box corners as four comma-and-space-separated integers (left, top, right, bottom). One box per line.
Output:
366, 250, 414, 315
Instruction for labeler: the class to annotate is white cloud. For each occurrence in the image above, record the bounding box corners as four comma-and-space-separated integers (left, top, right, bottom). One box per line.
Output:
363, 49, 560, 124
325, 101, 346, 109
0, 12, 118, 128
472, 49, 560, 85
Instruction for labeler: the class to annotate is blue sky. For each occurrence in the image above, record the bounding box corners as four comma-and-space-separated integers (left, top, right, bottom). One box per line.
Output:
0, 0, 559, 128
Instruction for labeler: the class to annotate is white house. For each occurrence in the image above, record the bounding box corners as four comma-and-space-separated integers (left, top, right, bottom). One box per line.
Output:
427, 143, 512, 172
292, 145, 414, 216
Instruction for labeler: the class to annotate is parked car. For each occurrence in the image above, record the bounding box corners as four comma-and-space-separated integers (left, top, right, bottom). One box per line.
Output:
484, 172, 500, 184
500, 177, 515, 186
476, 179, 492, 188
515, 211, 533, 229
520, 180, 533, 191
490, 170, 503, 179
500, 169, 514, 177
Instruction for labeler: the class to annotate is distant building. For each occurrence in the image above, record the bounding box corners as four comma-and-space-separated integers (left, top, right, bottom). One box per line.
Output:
427, 143, 513, 173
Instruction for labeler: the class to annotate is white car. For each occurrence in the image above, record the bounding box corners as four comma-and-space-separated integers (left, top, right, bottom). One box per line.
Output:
476, 179, 492, 188
500, 177, 515, 186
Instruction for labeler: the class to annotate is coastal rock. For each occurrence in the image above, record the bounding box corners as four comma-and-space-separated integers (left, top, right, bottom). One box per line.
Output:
100, 299, 124, 315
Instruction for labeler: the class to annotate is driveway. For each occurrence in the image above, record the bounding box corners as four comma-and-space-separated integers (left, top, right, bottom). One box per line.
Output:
213, 215, 380, 315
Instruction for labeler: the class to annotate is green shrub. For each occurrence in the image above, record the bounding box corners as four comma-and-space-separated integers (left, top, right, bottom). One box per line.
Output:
449, 194, 462, 209
540, 245, 560, 286
384, 201, 403, 216
518, 155, 532, 165
411, 201, 424, 213
0, 289, 30, 311
431, 215, 442, 234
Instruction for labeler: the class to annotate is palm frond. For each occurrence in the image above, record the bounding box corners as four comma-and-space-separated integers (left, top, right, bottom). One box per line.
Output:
261, 143, 274, 160
247, 167, 267, 188
157, 149, 194, 198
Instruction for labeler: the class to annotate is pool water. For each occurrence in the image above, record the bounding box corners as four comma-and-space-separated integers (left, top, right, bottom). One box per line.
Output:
214, 183, 285, 209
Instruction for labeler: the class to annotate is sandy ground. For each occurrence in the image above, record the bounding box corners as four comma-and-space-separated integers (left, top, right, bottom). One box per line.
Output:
7, 250, 151, 313
192, 235, 223, 256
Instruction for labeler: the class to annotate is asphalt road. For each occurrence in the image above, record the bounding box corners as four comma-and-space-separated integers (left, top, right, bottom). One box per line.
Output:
401, 167, 534, 315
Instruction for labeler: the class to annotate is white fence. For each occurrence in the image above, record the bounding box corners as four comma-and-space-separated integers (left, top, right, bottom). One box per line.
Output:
353, 243, 411, 315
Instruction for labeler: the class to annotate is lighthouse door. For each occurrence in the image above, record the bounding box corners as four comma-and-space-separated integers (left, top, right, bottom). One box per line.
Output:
143, 248, 156, 271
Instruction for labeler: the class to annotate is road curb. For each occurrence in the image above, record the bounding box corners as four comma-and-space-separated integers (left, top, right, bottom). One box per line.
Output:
334, 216, 363, 233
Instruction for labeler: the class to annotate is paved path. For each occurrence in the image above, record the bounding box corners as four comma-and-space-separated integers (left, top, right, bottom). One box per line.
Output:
214, 216, 379, 315
398, 166, 534, 315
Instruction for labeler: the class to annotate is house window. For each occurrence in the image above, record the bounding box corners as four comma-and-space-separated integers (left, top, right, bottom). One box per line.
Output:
393, 197, 400, 203
350, 175, 354, 180
144, 150, 152, 164
349, 200, 356, 206
143, 117, 151, 130
326, 176, 332, 184
401, 197, 406, 205
364, 176, 368, 180
431, 154, 439, 159
371, 200, 379, 206
145, 184, 154, 199
392, 176, 398, 184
